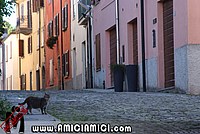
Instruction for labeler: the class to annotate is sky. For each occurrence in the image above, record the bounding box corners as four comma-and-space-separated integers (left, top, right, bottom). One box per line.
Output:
3, 5, 16, 28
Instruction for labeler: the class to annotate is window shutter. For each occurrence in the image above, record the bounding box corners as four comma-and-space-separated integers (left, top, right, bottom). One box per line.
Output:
65, 52, 69, 76
62, 54, 65, 76
30, 36, 32, 53
57, 14, 59, 35
51, 21, 53, 37
54, 16, 56, 36
33, 0, 37, 12
28, 37, 30, 54
62, 7, 65, 30
65, 4, 68, 29
19, 40, 24, 57
96, 33, 101, 70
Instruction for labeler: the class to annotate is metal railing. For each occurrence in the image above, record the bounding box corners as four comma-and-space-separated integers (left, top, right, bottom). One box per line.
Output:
16, 15, 32, 29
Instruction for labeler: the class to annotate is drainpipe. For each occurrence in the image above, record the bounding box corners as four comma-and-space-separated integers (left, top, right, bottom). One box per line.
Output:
17, 3, 22, 90
115, 0, 120, 64
60, 0, 64, 90
89, 16, 93, 88
38, 4, 41, 91
140, 0, 146, 92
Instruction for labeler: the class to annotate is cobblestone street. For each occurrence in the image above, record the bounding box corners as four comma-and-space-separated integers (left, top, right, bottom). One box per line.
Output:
0, 89, 200, 134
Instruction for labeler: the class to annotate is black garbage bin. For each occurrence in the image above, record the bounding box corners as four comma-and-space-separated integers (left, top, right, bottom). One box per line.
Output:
125, 65, 138, 92
113, 67, 124, 92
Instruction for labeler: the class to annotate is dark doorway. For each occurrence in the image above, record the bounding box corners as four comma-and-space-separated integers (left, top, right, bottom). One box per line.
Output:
110, 28, 117, 86
163, 0, 175, 88
30, 72, 32, 91
42, 66, 45, 90
36, 70, 40, 91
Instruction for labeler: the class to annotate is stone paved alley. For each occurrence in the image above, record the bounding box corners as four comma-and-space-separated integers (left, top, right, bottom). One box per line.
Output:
0, 89, 200, 134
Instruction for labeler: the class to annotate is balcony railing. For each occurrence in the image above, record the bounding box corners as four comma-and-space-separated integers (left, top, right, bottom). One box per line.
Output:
16, 15, 32, 35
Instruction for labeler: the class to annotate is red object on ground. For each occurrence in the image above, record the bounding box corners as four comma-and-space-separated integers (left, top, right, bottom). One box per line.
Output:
0, 105, 28, 133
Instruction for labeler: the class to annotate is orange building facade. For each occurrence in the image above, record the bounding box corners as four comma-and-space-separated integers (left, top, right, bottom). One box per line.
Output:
45, 0, 71, 90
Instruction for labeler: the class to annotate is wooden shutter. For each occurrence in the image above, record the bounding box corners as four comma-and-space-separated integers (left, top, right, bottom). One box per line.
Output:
55, 14, 59, 36
54, 16, 57, 36
19, 40, 24, 57
57, 14, 59, 35
28, 37, 32, 54
33, 0, 37, 12
28, 37, 30, 54
50, 21, 53, 37
96, 33, 101, 71
62, 7, 65, 30
65, 52, 69, 76
62, 54, 65, 76
65, 4, 68, 29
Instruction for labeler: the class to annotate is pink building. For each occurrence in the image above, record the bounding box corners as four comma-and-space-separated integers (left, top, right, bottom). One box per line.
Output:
93, 0, 200, 95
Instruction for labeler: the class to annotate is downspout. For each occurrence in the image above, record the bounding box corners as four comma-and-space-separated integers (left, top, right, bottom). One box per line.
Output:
140, 0, 146, 92
89, 16, 93, 88
115, 0, 120, 64
60, 0, 64, 90
38, 4, 41, 91
17, 3, 22, 90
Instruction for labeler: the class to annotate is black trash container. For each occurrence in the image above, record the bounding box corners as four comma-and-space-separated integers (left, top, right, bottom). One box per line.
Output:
113, 67, 124, 92
125, 65, 138, 92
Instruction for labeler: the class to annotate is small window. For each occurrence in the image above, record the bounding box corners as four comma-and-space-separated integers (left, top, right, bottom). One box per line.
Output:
62, 4, 68, 31
95, 33, 101, 71
62, 51, 69, 76
28, 36, 32, 54
6, 45, 8, 62
50, 59, 54, 85
48, 21, 53, 37
152, 29, 156, 48
10, 41, 12, 59
54, 14, 59, 36
122, 45, 125, 62
19, 40, 24, 57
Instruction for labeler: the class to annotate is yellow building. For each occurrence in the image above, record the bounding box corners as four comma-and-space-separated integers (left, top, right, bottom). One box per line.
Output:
16, 0, 45, 90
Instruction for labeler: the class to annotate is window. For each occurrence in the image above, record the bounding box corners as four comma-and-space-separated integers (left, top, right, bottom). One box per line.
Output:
62, 51, 69, 77
152, 29, 156, 48
78, 0, 91, 20
19, 40, 24, 57
20, 74, 26, 90
122, 45, 125, 62
21, 4, 24, 22
72, 0, 76, 19
50, 59, 54, 85
95, 33, 101, 71
27, 0, 32, 28
6, 45, 8, 62
54, 14, 59, 36
48, 21, 53, 37
33, 0, 39, 12
62, 4, 68, 31
41, 28, 44, 47
10, 41, 12, 59
28, 36, 32, 54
